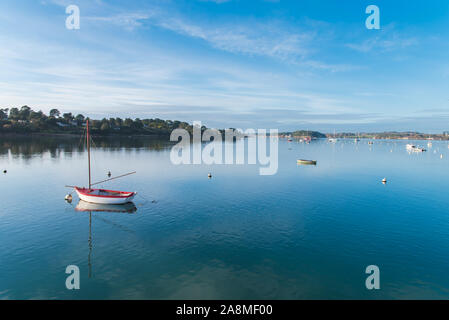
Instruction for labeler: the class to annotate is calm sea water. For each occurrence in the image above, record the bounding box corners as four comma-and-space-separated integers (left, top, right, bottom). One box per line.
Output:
1, 136, 449, 299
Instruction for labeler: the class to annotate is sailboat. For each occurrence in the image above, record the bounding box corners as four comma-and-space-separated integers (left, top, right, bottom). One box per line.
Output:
68, 120, 137, 205
328, 129, 337, 143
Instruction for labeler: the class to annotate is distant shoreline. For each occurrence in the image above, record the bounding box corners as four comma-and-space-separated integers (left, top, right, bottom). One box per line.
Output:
2, 132, 449, 141
0, 132, 171, 139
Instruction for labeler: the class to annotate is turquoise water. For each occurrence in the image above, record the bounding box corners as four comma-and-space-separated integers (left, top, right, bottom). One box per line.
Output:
1, 136, 449, 299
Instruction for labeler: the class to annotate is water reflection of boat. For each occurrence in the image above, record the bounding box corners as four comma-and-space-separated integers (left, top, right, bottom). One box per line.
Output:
297, 159, 317, 165
75, 200, 137, 213
77, 201, 137, 278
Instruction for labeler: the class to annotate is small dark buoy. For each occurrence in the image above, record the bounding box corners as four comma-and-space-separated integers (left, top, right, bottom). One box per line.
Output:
208, 173, 212, 178
65, 194, 73, 203
107, 171, 111, 177
3, 170, 6, 174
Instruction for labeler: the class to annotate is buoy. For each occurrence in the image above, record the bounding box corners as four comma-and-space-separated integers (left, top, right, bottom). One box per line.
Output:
441, 154, 443, 159
107, 171, 111, 177
65, 194, 72, 203
3, 170, 6, 174
208, 173, 212, 178
382, 178, 387, 184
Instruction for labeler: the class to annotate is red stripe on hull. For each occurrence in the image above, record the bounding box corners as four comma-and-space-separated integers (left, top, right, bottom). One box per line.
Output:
75, 187, 135, 198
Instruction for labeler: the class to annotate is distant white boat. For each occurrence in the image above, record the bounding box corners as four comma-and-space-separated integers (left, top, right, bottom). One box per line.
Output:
407, 144, 426, 152
328, 130, 337, 143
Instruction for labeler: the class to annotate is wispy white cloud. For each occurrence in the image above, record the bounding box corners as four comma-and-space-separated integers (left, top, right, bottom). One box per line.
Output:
82, 7, 357, 71
157, 17, 311, 61
346, 33, 418, 53
84, 13, 153, 31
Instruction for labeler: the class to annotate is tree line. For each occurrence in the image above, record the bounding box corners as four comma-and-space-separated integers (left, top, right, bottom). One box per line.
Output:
0, 106, 194, 136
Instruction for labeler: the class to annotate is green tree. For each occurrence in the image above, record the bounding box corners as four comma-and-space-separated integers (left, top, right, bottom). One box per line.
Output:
0, 108, 8, 120
124, 118, 133, 127
9, 107, 19, 120
30, 110, 44, 121
49, 109, 60, 118
75, 114, 85, 124
100, 122, 110, 131
63, 112, 74, 122
19, 106, 31, 120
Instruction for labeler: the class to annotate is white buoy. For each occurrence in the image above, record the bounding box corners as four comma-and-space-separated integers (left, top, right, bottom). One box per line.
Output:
441, 154, 443, 159
382, 178, 387, 184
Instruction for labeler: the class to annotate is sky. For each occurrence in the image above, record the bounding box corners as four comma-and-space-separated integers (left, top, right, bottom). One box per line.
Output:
0, 0, 448, 132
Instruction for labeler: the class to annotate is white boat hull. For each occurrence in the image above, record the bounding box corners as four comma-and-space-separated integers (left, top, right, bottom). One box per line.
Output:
75, 188, 136, 204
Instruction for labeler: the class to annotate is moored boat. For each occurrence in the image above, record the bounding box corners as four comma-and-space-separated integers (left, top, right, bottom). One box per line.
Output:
68, 120, 137, 205
297, 159, 317, 165
406, 144, 426, 152
75, 187, 136, 205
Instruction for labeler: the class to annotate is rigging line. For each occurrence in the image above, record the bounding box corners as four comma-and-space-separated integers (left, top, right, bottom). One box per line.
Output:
78, 125, 86, 149
90, 171, 136, 187
136, 192, 155, 206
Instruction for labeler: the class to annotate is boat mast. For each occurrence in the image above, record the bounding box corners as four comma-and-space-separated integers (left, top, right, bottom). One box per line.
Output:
87, 119, 91, 189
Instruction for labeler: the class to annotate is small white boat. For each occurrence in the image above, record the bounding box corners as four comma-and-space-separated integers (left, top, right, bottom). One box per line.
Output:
297, 159, 317, 165
406, 144, 426, 152
328, 138, 337, 143
75, 187, 136, 205
68, 120, 137, 205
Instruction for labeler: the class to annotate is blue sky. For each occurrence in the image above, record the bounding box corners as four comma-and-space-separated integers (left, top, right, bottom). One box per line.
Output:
1, 0, 448, 132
